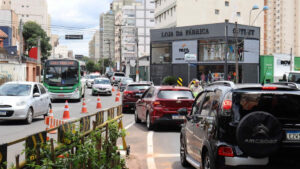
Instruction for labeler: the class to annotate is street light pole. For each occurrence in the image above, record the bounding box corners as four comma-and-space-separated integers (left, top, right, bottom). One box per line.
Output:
135, 27, 139, 82
115, 24, 124, 72
105, 39, 112, 73
249, 5, 259, 25
224, 20, 229, 80
251, 6, 269, 26
234, 22, 239, 83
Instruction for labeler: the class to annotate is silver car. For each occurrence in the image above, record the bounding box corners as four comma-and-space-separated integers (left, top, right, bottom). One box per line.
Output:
92, 78, 112, 96
0, 82, 52, 124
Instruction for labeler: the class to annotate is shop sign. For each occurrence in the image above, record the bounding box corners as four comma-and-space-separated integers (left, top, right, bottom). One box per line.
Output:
185, 54, 197, 62
172, 40, 197, 63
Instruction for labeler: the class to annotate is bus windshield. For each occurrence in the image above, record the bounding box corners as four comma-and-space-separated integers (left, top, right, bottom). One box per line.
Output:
45, 66, 79, 86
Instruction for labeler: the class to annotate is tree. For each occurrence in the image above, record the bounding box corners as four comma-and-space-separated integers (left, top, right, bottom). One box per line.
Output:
162, 76, 177, 85
23, 21, 52, 61
86, 60, 96, 73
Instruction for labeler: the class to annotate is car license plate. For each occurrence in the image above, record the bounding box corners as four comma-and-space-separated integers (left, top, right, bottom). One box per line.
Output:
286, 131, 300, 141
58, 94, 64, 97
0, 111, 6, 116
172, 115, 185, 120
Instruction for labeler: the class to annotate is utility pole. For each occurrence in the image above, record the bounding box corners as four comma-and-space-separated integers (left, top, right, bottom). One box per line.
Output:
290, 48, 293, 71
19, 19, 23, 63
115, 24, 123, 72
105, 39, 111, 73
37, 36, 41, 82
224, 20, 229, 80
234, 22, 239, 83
135, 27, 139, 82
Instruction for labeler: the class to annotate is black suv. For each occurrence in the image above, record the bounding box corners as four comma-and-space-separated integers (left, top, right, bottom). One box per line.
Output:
179, 81, 300, 169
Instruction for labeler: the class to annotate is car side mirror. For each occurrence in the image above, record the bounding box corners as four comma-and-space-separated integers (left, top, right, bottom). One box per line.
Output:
33, 93, 40, 97
178, 108, 188, 116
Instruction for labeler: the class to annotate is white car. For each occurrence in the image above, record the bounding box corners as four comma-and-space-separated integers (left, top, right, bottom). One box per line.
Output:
86, 74, 101, 88
92, 78, 112, 96
0, 82, 52, 124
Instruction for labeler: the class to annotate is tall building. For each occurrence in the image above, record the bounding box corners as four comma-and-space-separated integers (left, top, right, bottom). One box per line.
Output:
49, 34, 59, 59
0, 0, 11, 10
54, 45, 68, 59
89, 30, 100, 62
100, 11, 115, 60
68, 50, 73, 59
115, 0, 155, 61
10, 0, 51, 36
154, 0, 265, 53
264, 0, 300, 56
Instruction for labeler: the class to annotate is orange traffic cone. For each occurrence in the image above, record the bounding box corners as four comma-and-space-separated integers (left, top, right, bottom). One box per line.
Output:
115, 96, 120, 102
63, 100, 70, 120
96, 96, 102, 109
81, 98, 88, 113
116, 91, 121, 97
46, 108, 56, 134
112, 87, 115, 92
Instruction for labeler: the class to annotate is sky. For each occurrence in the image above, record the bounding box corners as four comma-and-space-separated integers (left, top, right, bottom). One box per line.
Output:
47, 0, 111, 56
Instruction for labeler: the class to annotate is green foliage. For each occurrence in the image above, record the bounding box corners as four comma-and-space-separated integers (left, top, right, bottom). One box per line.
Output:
23, 121, 127, 169
22, 21, 52, 60
86, 60, 96, 73
162, 76, 177, 85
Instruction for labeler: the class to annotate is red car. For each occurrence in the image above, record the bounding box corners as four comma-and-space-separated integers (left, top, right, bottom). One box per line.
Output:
135, 86, 194, 130
122, 82, 152, 113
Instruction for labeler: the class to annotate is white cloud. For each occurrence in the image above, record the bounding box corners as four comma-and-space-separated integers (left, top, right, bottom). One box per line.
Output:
47, 0, 110, 55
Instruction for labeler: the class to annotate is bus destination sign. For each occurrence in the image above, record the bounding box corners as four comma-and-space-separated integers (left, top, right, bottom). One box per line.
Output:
48, 60, 77, 66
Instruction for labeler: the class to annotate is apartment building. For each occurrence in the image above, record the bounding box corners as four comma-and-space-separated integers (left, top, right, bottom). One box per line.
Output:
264, 0, 300, 56
100, 11, 115, 60
89, 30, 100, 62
7, 0, 51, 36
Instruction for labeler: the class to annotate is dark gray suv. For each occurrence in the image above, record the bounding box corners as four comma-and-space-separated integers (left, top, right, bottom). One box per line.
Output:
179, 81, 300, 169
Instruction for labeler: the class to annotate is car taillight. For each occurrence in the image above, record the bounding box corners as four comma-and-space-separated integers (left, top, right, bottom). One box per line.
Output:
113, 77, 115, 80
222, 100, 232, 110
218, 146, 234, 157
262, 86, 277, 90
153, 101, 160, 106
123, 91, 133, 96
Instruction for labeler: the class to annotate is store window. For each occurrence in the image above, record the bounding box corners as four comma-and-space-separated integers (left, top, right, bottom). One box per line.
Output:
151, 43, 171, 64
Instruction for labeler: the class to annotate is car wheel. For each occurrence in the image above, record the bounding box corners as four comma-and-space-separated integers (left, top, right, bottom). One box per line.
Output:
180, 135, 190, 167
135, 110, 141, 123
25, 108, 33, 124
146, 113, 154, 130
203, 151, 215, 169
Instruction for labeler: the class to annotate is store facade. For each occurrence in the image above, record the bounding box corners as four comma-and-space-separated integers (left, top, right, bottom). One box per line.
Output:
150, 22, 260, 86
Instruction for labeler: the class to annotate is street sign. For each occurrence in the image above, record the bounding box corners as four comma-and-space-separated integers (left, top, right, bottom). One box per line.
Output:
65, 35, 83, 40
185, 54, 197, 62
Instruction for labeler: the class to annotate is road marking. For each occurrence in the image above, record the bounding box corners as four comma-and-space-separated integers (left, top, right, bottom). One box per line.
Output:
125, 121, 135, 130
153, 154, 180, 158
147, 131, 157, 169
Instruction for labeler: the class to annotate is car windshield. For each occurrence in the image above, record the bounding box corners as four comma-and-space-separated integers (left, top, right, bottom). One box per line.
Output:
45, 66, 79, 86
114, 73, 125, 77
90, 75, 101, 79
122, 79, 134, 84
157, 90, 194, 99
127, 85, 150, 91
288, 73, 300, 83
0, 84, 31, 96
95, 79, 110, 84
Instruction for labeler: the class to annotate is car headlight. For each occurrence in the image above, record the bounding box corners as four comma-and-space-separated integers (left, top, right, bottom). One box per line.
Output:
16, 101, 27, 106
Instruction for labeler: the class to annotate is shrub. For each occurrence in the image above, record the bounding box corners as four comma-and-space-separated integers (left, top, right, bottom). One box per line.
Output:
162, 76, 177, 85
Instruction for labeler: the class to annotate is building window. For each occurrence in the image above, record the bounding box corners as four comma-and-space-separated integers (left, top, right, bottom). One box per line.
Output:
225, 1, 229, 6
150, 10, 154, 13
26, 14, 29, 17
27, 5, 29, 8
215, 9, 220, 15
22, 14, 24, 17
150, 1, 154, 3
237, 12, 241, 17
150, 19, 154, 22
22, 5, 24, 7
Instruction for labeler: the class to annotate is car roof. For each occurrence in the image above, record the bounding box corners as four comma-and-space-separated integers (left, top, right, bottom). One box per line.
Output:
5, 81, 39, 85
155, 86, 191, 90
128, 82, 152, 85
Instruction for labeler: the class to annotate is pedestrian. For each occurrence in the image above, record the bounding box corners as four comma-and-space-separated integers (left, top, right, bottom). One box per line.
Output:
191, 80, 203, 97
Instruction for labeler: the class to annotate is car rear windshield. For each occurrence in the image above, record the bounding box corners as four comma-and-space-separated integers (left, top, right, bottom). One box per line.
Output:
127, 85, 150, 91
0, 84, 32, 96
232, 92, 300, 122
157, 90, 194, 99
114, 73, 125, 77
